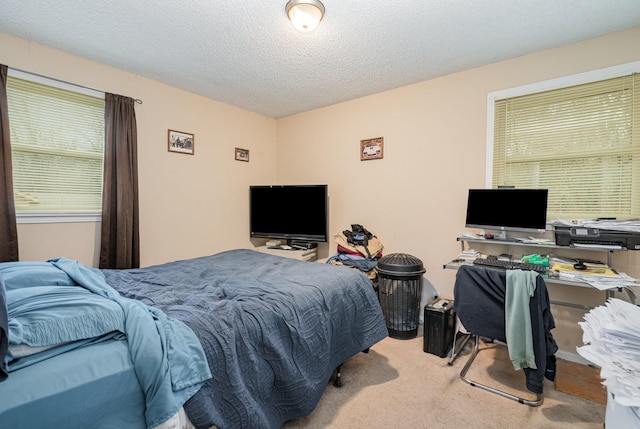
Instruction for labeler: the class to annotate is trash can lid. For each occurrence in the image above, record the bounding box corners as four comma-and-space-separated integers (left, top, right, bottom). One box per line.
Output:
377, 253, 425, 275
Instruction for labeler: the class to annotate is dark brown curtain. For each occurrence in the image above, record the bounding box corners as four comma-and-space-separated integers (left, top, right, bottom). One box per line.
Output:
0, 65, 19, 262
99, 93, 139, 269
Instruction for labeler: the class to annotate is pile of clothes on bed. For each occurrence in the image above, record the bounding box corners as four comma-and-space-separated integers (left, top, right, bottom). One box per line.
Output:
326, 224, 384, 283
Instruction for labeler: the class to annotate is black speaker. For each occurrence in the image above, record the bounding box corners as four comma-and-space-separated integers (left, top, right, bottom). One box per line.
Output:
423, 299, 455, 358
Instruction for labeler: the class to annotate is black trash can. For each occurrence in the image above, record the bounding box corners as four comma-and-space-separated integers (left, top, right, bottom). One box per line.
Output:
377, 253, 425, 339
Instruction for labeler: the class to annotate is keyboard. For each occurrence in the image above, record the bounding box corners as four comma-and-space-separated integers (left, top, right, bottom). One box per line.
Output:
472, 257, 547, 273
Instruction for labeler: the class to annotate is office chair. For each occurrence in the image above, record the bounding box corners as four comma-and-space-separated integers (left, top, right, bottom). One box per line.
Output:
451, 264, 557, 407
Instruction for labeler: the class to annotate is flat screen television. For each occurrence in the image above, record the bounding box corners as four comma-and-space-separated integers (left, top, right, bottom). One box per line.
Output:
465, 188, 548, 239
249, 184, 328, 244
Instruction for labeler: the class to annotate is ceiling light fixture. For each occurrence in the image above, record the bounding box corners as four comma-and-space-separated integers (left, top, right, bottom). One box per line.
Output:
285, 0, 325, 33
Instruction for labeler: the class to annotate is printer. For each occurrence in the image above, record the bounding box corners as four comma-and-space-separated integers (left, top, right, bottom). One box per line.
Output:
554, 224, 640, 250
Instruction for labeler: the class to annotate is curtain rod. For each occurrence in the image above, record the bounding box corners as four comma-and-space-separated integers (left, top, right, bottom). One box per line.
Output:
10, 66, 143, 104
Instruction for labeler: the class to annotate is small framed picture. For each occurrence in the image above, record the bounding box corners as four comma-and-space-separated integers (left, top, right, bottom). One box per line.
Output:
360, 137, 384, 161
168, 129, 194, 155
235, 147, 250, 162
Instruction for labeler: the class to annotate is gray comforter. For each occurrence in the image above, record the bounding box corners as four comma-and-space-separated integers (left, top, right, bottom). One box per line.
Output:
103, 249, 388, 429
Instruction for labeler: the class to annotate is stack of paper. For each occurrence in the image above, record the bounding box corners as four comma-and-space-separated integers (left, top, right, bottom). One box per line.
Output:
550, 259, 639, 291
551, 219, 640, 233
458, 249, 480, 261
519, 237, 556, 245
577, 298, 640, 408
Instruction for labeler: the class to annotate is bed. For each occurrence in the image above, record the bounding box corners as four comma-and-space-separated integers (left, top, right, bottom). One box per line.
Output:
0, 249, 388, 428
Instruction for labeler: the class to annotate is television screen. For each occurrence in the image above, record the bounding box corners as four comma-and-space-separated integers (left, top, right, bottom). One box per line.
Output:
465, 189, 548, 235
250, 185, 328, 243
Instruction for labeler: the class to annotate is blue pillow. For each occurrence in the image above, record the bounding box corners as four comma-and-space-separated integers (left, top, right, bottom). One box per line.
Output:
7, 286, 124, 347
0, 262, 78, 291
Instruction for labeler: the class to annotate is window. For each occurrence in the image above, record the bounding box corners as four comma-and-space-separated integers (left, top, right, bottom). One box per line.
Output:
6, 70, 105, 223
488, 63, 640, 221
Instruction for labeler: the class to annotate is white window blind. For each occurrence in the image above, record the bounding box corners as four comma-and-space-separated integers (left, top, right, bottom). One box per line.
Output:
492, 73, 640, 220
6, 72, 105, 216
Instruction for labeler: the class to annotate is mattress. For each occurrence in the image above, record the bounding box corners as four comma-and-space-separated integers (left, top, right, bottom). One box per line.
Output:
0, 338, 148, 428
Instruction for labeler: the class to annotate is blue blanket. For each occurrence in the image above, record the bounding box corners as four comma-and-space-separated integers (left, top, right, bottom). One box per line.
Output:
103, 249, 388, 429
0, 274, 8, 381
1, 258, 212, 429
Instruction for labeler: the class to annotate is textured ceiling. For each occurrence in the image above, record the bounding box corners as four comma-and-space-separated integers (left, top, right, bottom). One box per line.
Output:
1, 1, 640, 118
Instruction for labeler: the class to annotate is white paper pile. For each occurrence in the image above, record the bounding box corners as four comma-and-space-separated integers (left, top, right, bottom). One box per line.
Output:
559, 270, 639, 291
551, 219, 640, 233
577, 298, 640, 407
458, 249, 480, 261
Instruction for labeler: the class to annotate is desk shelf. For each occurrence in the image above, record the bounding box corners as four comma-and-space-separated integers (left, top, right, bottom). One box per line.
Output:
456, 236, 622, 267
446, 236, 637, 307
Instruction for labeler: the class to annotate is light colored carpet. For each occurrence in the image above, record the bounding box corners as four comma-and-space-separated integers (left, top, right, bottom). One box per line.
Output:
283, 334, 605, 429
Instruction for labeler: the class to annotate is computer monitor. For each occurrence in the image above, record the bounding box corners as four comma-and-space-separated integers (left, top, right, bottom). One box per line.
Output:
465, 189, 548, 239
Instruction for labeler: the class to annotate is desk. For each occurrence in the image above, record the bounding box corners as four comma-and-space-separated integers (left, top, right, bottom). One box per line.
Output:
445, 237, 639, 393
444, 236, 638, 308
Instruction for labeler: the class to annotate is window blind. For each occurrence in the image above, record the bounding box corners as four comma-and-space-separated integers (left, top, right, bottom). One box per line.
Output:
6, 74, 105, 212
493, 73, 640, 220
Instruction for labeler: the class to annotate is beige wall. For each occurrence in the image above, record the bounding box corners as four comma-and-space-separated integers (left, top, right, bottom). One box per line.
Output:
2, 27, 640, 358
0, 32, 278, 267
276, 26, 640, 357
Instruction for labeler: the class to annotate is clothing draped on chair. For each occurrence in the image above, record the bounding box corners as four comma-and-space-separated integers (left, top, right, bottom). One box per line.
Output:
505, 269, 537, 370
453, 264, 557, 394
0, 64, 19, 263
99, 93, 140, 269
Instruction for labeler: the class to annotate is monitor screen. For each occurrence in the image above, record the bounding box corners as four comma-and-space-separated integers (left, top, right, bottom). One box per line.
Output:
465, 189, 548, 234
249, 185, 328, 243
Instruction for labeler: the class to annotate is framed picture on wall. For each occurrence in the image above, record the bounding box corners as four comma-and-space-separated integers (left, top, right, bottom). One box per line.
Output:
168, 129, 194, 155
235, 147, 250, 162
360, 137, 383, 161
